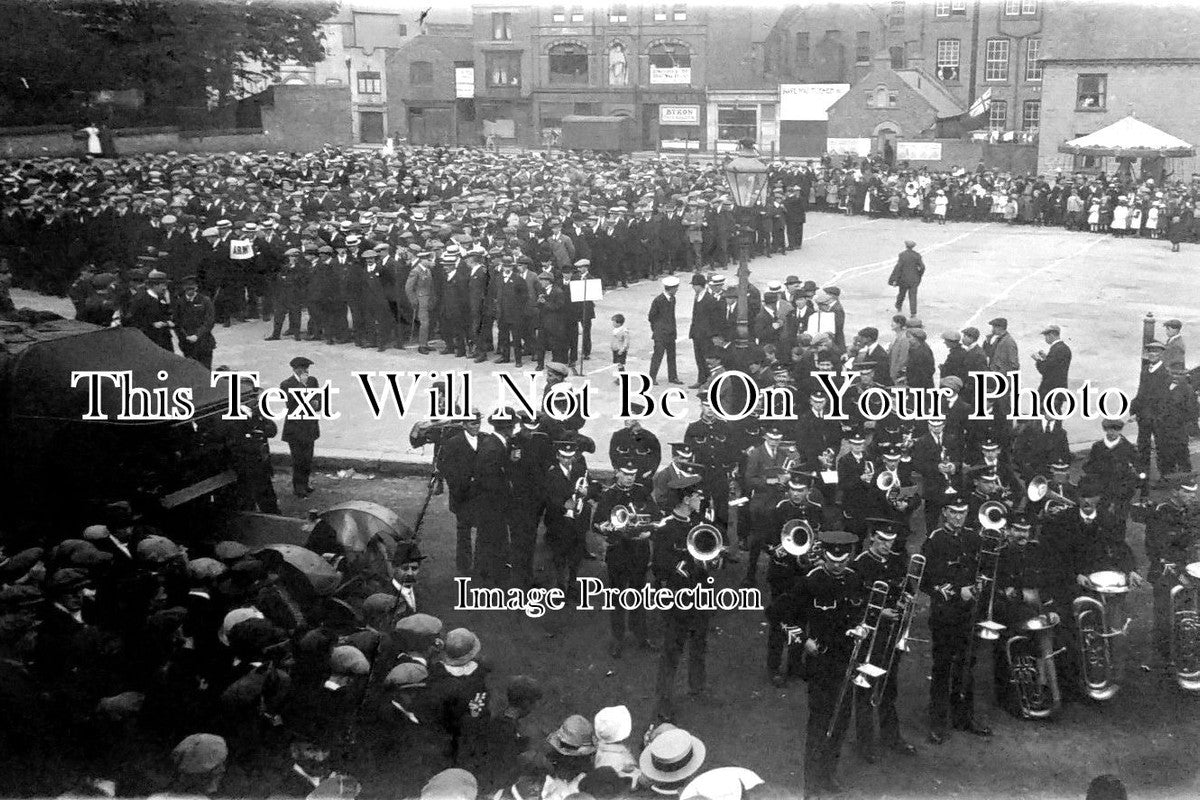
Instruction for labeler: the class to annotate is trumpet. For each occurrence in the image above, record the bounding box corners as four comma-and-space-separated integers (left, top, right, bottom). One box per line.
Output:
1073, 570, 1131, 701
603, 505, 668, 535
775, 518, 815, 560
871, 554, 926, 707
564, 472, 591, 519
828, 581, 891, 739
685, 523, 725, 563
1027, 475, 1078, 513
1169, 562, 1200, 693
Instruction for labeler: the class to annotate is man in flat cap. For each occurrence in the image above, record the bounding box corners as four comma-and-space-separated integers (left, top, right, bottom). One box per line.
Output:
172, 276, 216, 367
1033, 324, 1072, 412
125, 268, 176, 352
281, 356, 320, 498
1163, 319, 1186, 373
1131, 341, 1173, 485
266, 247, 308, 341
888, 240, 925, 316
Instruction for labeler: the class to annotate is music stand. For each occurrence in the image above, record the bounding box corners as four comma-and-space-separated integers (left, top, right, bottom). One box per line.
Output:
568, 278, 603, 377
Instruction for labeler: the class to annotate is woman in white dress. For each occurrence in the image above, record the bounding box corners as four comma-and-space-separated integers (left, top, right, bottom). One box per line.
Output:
81, 124, 102, 156
1087, 200, 1101, 231
1146, 202, 1161, 238
1111, 197, 1129, 236
1128, 200, 1143, 236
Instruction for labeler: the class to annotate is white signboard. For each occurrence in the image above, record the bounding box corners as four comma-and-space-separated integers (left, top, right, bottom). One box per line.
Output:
230, 239, 255, 260
661, 138, 701, 150
569, 278, 603, 302
659, 104, 700, 125
779, 84, 850, 121
811, 310, 838, 336
897, 141, 943, 161
649, 66, 691, 85
826, 137, 872, 156
455, 67, 475, 99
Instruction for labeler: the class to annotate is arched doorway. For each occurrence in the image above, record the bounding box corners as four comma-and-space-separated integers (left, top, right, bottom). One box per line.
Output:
873, 122, 900, 166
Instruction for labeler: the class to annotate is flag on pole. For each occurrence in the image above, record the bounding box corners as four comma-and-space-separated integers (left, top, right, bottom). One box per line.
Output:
968, 87, 993, 118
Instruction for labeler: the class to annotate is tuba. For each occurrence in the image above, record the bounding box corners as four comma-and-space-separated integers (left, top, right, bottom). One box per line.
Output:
1169, 562, 1200, 693
1073, 570, 1131, 701
776, 518, 815, 560
1027, 475, 1078, 514
827, 582, 890, 738
685, 523, 725, 563
1005, 605, 1067, 719
872, 554, 926, 707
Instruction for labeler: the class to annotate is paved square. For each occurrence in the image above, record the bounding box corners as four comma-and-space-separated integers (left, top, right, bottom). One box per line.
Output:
16, 212, 1192, 463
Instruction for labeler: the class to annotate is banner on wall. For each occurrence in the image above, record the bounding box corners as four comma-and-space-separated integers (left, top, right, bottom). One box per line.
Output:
825, 137, 872, 156
778, 84, 849, 121
897, 141, 943, 161
650, 66, 691, 84
455, 68, 475, 98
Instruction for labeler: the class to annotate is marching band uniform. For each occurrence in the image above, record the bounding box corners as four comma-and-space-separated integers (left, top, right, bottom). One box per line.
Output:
921, 500, 991, 743
652, 475, 714, 720
1142, 483, 1199, 661
544, 441, 592, 597
852, 523, 914, 759
795, 531, 863, 798
594, 462, 659, 657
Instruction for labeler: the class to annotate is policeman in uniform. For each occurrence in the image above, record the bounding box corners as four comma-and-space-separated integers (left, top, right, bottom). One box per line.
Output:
795, 530, 862, 798
594, 460, 660, 658
651, 474, 715, 721
921, 499, 992, 744
852, 520, 916, 759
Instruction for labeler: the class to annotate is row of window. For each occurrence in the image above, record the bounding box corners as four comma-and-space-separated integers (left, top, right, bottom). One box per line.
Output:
494, 5, 688, 39
935, 37, 1041, 83
987, 99, 1041, 132
934, 0, 1036, 16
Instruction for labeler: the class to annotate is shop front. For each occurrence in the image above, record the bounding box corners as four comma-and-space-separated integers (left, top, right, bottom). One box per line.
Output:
706, 90, 780, 154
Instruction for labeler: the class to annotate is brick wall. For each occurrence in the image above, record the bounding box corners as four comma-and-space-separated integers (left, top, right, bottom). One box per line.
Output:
826, 68, 939, 140
1036, 62, 1200, 175
0, 85, 350, 158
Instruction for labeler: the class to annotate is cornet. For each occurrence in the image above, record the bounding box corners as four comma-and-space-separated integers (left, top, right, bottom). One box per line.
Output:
685, 523, 725, 563
603, 505, 667, 535
564, 473, 590, 519
861, 460, 876, 483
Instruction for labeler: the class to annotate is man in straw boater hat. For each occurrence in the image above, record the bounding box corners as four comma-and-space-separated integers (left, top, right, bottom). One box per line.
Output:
638, 725, 707, 796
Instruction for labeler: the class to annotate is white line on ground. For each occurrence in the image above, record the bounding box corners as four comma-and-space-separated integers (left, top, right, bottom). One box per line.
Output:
824, 223, 992, 285
960, 236, 1106, 327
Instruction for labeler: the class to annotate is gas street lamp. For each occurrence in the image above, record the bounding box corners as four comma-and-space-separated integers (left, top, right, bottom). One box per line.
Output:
721, 138, 769, 346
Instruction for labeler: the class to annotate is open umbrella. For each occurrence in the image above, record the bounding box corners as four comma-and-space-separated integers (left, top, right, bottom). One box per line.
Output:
257, 544, 341, 596
307, 501, 414, 559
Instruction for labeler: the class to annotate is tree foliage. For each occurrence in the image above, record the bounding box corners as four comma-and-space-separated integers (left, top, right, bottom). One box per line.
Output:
0, 0, 336, 126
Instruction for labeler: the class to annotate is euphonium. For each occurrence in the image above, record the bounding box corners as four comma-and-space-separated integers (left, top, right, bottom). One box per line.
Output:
1169, 562, 1200, 693
1027, 475, 1078, 513
875, 470, 899, 496
871, 554, 926, 708
827, 581, 890, 739
1005, 605, 1066, 719
978, 500, 1008, 531
1073, 570, 1131, 701
685, 523, 724, 563
776, 518, 815, 559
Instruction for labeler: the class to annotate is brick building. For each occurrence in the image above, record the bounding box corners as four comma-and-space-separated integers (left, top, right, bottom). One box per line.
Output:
386, 32, 475, 145
764, 0, 1047, 141
1036, 4, 1200, 176
826, 54, 965, 158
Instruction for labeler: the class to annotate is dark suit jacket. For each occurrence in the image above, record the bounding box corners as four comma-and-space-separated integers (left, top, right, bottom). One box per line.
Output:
470, 432, 511, 506
1035, 339, 1072, 393
126, 289, 175, 351
689, 291, 722, 341
648, 292, 677, 342
280, 374, 320, 443
439, 431, 477, 514
888, 249, 925, 286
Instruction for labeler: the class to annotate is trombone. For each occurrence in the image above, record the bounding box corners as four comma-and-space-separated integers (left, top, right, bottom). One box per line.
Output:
974, 522, 1006, 641
871, 554, 926, 707
827, 581, 891, 739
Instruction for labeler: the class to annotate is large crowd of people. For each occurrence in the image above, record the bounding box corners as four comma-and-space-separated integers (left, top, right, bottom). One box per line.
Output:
1, 143, 1198, 800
